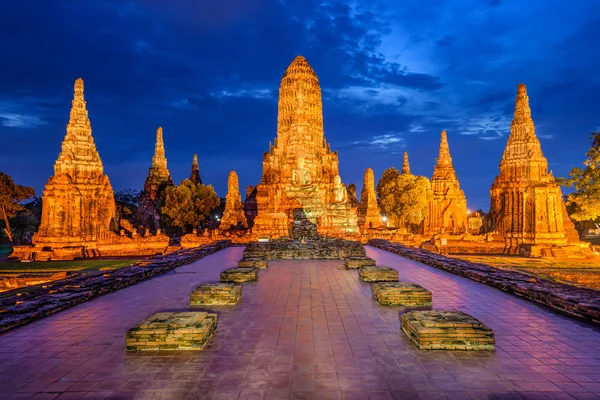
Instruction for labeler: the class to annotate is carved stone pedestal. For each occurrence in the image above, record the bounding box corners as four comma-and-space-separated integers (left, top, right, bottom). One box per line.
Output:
401, 311, 495, 351
126, 312, 217, 351
238, 257, 268, 269
220, 268, 258, 283
371, 282, 432, 306
359, 266, 398, 282
190, 283, 242, 305
344, 256, 376, 269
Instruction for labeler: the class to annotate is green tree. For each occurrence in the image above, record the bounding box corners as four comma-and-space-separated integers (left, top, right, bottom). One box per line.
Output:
559, 132, 600, 226
0, 172, 35, 243
377, 168, 431, 231
162, 179, 220, 232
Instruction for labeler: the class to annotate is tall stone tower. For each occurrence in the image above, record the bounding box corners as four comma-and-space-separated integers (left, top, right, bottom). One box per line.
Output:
252, 56, 359, 238
357, 168, 381, 229
402, 152, 411, 175
189, 154, 202, 184
33, 78, 116, 259
220, 171, 248, 230
137, 127, 173, 230
489, 83, 578, 253
425, 130, 467, 235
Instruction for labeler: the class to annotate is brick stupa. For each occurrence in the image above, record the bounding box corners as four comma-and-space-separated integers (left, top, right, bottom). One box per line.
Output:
189, 154, 202, 184
357, 168, 382, 229
220, 171, 248, 230
425, 130, 467, 234
252, 56, 359, 238
31, 79, 117, 260
489, 84, 579, 254
137, 127, 172, 230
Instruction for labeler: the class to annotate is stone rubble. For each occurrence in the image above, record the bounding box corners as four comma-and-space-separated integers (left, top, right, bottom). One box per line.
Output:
126, 312, 217, 351
372, 282, 432, 306
0, 241, 230, 334
220, 267, 258, 283
370, 239, 600, 326
401, 310, 495, 351
359, 266, 399, 282
190, 283, 242, 305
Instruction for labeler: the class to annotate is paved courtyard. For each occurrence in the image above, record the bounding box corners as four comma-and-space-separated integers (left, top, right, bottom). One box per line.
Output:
1, 247, 600, 400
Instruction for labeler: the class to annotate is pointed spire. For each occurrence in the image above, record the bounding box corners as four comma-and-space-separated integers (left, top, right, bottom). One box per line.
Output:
220, 170, 247, 229
143, 127, 171, 198
436, 130, 453, 166
151, 127, 167, 170
190, 154, 202, 184
402, 152, 411, 175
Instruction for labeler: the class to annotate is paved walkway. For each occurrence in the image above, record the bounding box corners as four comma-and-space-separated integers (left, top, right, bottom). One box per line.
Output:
1, 247, 600, 400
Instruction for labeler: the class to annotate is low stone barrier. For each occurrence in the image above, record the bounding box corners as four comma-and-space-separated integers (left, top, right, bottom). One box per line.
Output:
344, 256, 376, 269
126, 312, 217, 351
369, 239, 600, 326
190, 283, 242, 305
244, 239, 365, 260
220, 268, 258, 283
372, 282, 432, 306
359, 266, 399, 282
238, 257, 268, 269
0, 241, 231, 334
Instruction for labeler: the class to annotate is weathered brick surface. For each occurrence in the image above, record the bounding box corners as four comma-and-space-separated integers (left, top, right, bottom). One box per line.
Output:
369, 239, 600, 326
243, 239, 365, 260
126, 312, 217, 351
401, 310, 495, 351
220, 268, 258, 283
238, 257, 268, 269
359, 266, 398, 282
372, 282, 432, 306
190, 283, 242, 305
0, 241, 231, 334
344, 256, 376, 269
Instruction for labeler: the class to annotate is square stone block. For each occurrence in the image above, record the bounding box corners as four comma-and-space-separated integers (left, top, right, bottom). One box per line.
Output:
372, 282, 432, 306
401, 311, 495, 351
344, 256, 376, 269
190, 283, 242, 305
359, 266, 398, 282
238, 257, 268, 269
220, 267, 258, 283
126, 312, 217, 351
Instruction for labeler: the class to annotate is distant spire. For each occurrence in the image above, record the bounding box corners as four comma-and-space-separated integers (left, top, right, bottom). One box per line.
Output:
190, 154, 202, 184
402, 152, 411, 175
437, 130, 452, 166
143, 127, 171, 199
152, 127, 167, 169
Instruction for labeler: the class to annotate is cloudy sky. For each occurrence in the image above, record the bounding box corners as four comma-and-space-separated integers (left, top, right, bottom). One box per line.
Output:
0, 0, 599, 210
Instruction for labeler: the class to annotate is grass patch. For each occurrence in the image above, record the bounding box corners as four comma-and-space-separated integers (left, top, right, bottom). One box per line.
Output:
0, 244, 12, 259
0, 259, 139, 273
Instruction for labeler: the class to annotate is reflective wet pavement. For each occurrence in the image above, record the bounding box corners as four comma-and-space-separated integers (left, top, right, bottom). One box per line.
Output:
1, 246, 600, 399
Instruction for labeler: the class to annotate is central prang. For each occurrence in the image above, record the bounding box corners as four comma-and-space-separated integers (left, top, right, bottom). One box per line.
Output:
252, 55, 359, 239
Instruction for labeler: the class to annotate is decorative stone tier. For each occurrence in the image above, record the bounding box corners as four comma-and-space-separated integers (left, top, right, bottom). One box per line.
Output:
372, 282, 432, 306
190, 283, 242, 305
359, 266, 399, 283
401, 311, 495, 351
238, 257, 268, 269
126, 312, 217, 351
369, 239, 600, 326
344, 256, 376, 269
243, 239, 365, 260
220, 268, 258, 283
0, 241, 231, 334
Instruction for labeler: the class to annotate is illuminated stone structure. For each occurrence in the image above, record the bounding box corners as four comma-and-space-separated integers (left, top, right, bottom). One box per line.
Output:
357, 168, 381, 229
402, 152, 411, 175
489, 84, 579, 253
252, 56, 359, 238
425, 131, 467, 234
23, 79, 117, 260
189, 154, 202, 184
220, 171, 247, 230
137, 127, 172, 230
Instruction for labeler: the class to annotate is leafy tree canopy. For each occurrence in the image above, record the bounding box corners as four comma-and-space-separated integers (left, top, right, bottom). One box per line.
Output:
162, 179, 220, 232
0, 172, 35, 243
559, 132, 600, 222
377, 169, 431, 228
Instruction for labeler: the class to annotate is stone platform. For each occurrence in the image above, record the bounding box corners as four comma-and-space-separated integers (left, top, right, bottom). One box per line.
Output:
190, 283, 242, 305
243, 238, 365, 260
359, 266, 399, 282
371, 282, 432, 306
126, 312, 217, 351
238, 257, 268, 269
401, 310, 495, 351
344, 256, 376, 269
220, 267, 258, 283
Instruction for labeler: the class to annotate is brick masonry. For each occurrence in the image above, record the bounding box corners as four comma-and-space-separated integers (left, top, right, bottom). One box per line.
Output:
359, 266, 399, 282
371, 282, 432, 306
190, 283, 242, 305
